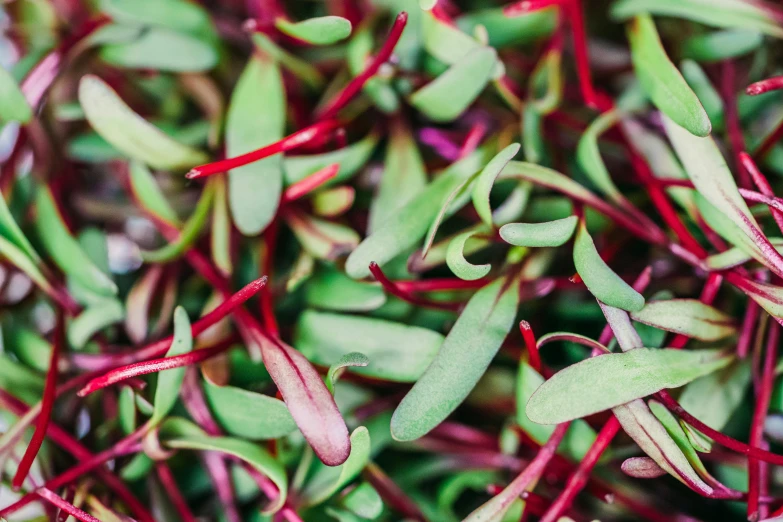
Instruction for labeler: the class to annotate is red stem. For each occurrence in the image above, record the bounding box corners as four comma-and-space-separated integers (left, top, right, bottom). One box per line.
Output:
722, 60, 752, 188
157, 462, 198, 522
740, 151, 783, 235
187, 120, 342, 179
12, 312, 65, 489
748, 322, 778, 519
315, 12, 408, 120
394, 277, 491, 292
656, 390, 783, 466
37, 488, 101, 522
281, 163, 339, 202
746, 75, 783, 96
368, 262, 462, 311
539, 417, 621, 522
77, 336, 237, 396
519, 321, 542, 372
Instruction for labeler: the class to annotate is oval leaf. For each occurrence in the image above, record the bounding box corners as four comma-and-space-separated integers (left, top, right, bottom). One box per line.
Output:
78, 75, 208, 170
527, 348, 732, 425
409, 47, 498, 123
627, 14, 711, 137
226, 55, 285, 235
203, 379, 296, 440
391, 273, 521, 441
499, 216, 577, 247
573, 221, 644, 312
630, 298, 736, 341
295, 310, 444, 383
275, 16, 352, 45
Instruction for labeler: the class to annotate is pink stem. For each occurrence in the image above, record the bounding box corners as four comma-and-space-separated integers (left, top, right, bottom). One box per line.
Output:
37, 488, 101, 522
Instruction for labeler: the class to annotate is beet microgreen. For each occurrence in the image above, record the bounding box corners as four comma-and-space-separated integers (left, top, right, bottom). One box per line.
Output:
8, 1, 783, 520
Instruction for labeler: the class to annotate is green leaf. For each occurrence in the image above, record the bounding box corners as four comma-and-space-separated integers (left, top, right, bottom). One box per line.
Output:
68, 298, 125, 349
456, 7, 556, 48
409, 47, 498, 123
0, 235, 51, 296
526, 348, 732, 425
203, 379, 296, 440
422, 175, 480, 259
345, 150, 487, 279
275, 16, 352, 45
35, 186, 117, 297
251, 33, 325, 90
422, 9, 486, 66
287, 211, 359, 261
327, 352, 370, 392
305, 267, 386, 312
0, 188, 40, 264
226, 55, 285, 235
151, 307, 193, 424
499, 216, 577, 247
446, 231, 491, 281
78, 75, 208, 170
284, 132, 379, 185
573, 221, 644, 312
346, 18, 398, 113
211, 177, 232, 276
576, 110, 627, 202
129, 161, 180, 225
471, 144, 521, 227
300, 427, 371, 506
140, 181, 214, 262
627, 14, 711, 137
161, 418, 287, 514
313, 187, 355, 218
0, 66, 32, 123
118, 386, 137, 435
516, 361, 597, 462
368, 121, 427, 233
100, 0, 214, 35
100, 28, 218, 72
677, 360, 751, 450
295, 310, 443, 383
342, 482, 382, 519
528, 48, 563, 115
391, 273, 522, 441
664, 115, 783, 275
630, 299, 736, 341
611, 0, 783, 39
682, 29, 762, 63
680, 60, 724, 131
613, 399, 713, 493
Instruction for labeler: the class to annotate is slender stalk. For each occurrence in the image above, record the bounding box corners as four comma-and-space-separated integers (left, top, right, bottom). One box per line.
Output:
315, 12, 408, 120
748, 322, 778, 520
519, 321, 542, 372
37, 488, 101, 522
368, 262, 462, 311
77, 336, 237, 396
281, 163, 339, 202
156, 463, 198, 522
12, 312, 65, 489
740, 151, 783, 235
746, 75, 783, 96
187, 120, 342, 179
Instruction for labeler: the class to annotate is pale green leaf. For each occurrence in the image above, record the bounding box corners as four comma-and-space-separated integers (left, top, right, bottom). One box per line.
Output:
630, 299, 736, 341
151, 307, 193, 424
526, 348, 732, 425
446, 231, 491, 281
78, 75, 208, 170
275, 16, 352, 45
301, 427, 371, 506
499, 216, 577, 247
203, 379, 297, 440
409, 47, 498, 123
68, 298, 125, 349
226, 55, 285, 235
471, 143, 520, 227
327, 352, 370, 392
628, 15, 711, 137
391, 273, 521, 441
295, 310, 443, 383
0, 66, 32, 123
573, 221, 644, 312
100, 28, 218, 72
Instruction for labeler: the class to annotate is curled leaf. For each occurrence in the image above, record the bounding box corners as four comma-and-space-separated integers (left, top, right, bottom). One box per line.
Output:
471, 143, 521, 227
446, 231, 491, 281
